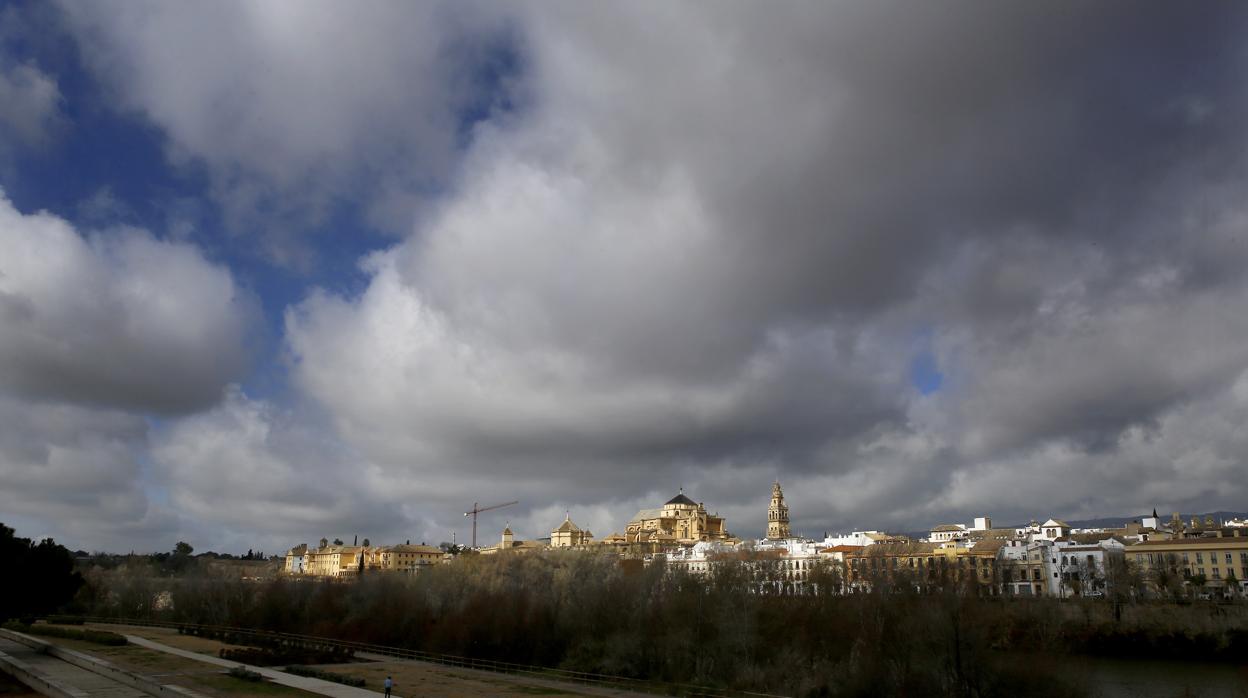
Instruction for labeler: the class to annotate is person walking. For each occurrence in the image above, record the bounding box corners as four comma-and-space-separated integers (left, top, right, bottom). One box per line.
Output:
384, 675, 393, 697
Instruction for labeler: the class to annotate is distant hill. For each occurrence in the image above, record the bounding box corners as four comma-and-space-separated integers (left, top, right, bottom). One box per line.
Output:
901, 511, 1248, 539
1059, 511, 1248, 530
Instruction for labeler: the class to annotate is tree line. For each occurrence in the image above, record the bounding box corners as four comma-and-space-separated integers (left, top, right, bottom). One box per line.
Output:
0, 523, 82, 623
62, 549, 1248, 697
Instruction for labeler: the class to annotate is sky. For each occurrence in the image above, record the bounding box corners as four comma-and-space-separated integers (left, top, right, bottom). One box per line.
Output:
2, 1, 1247, 554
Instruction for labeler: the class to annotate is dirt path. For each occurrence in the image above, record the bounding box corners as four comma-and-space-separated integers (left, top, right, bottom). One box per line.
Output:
98, 625, 657, 698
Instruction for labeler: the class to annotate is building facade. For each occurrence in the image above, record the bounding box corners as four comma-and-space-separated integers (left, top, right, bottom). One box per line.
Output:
550, 514, 593, 547
845, 540, 1002, 594
479, 526, 547, 554
1128, 534, 1248, 594
624, 490, 732, 546
368, 544, 442, 572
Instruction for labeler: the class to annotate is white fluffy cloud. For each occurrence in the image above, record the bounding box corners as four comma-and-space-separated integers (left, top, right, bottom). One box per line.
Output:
57, 0, 518, 263
0, 194, 258, 551
149, 387, 403, 551
0, 192, 255, 413
0, 396, 179, 552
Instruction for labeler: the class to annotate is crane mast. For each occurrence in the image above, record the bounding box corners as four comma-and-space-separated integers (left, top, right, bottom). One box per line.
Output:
463, 500, 518, 548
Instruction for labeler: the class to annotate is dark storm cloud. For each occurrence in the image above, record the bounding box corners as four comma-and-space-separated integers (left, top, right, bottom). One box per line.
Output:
7, 3, 1248, 549
275, 3, 1248, 541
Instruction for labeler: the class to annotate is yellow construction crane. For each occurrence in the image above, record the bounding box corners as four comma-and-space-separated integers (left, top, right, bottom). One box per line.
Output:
463, 500, 518, 548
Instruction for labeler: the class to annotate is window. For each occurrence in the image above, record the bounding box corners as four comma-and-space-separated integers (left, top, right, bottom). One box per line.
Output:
1213, 568, 1221, 579
1196, 552, 1204, 564
1183, 552, 1189, 563
1227, 553, 1234, 565
1241, 552, 1248, 564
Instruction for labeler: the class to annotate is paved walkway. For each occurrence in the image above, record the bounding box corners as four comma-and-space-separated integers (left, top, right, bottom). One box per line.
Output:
122, 635, 379, 697
0, 636, 147, 697
350, 652, 656, 698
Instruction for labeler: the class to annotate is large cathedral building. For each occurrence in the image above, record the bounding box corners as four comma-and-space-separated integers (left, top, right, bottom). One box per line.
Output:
625, 490, 733, 545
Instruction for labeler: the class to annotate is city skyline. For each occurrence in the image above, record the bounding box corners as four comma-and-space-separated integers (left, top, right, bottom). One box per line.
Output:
2, 2, 1247, 554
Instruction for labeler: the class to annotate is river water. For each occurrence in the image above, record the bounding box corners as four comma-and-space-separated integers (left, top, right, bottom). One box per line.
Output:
1078, 656, 1247, 698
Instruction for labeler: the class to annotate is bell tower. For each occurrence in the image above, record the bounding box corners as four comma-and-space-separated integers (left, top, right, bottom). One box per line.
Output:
766, 481, 791, 540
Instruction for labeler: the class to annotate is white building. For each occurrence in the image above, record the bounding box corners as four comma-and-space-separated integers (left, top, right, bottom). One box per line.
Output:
819, 531, 894, 548
1013, 518, 1073, 542
284, 544, 307, 574
664, 540, 736, 576
1051, 538, 1125, 597
926, 516, 993, 542
929, 524, 968, 542
1039, 519, 1073, 541
1000, 537, 1124, 597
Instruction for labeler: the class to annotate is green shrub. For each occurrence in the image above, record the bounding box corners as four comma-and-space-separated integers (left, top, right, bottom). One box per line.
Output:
227, 665, 264, 682
1, 621, 126, 646
45, 615, 84, 625
285, 665, 366, 687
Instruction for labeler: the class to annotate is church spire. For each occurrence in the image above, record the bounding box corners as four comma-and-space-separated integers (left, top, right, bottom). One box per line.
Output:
766, 481, 791, 540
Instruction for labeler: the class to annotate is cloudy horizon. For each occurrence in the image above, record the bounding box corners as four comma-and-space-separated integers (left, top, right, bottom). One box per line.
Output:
2, 1, 1247, 554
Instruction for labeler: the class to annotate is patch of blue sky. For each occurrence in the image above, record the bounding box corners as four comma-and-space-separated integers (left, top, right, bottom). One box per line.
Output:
909, 350, 943, 395
450, 18, 527, 149
2, 10, 530, 406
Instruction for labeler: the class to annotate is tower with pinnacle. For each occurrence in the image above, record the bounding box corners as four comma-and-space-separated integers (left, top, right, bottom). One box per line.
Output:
766, 481, 791, 540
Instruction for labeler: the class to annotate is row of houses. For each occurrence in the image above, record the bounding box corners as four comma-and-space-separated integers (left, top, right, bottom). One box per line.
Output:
660, 513, 1248, 597
285, 539, 444, 577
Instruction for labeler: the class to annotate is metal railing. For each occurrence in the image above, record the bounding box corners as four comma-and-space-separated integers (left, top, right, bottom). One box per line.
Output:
59, 616, 787, 698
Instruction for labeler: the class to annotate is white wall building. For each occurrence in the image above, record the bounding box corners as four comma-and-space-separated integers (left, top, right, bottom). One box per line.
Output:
284, 544, 306, 574
1051, 538, 1125, 597
1014, 518, 1073, 542
819, 531, 891, 548
929, 524, 968, 542
1039, 519, 1073, 541
664, 540, 737, 576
